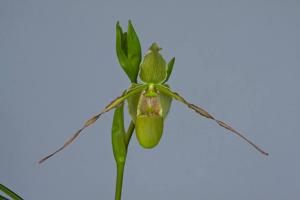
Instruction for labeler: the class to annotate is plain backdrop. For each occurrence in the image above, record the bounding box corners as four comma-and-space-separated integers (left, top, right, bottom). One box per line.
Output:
1, 0, 300, 199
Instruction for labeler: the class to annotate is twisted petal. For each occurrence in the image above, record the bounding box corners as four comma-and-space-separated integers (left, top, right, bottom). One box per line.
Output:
155, 84, 268, 156
38, 84, 147, 164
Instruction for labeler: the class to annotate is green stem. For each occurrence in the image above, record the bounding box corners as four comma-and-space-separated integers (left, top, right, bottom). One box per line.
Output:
115, 121, 135, 200
115, 163, 125, 200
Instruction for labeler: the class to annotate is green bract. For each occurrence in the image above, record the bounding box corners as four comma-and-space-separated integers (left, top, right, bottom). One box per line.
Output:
39, 20, 268, 200
111, 101, 127, 163
116, 21, 141, 83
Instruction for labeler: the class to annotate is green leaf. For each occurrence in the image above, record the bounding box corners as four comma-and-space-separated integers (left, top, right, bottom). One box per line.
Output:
155, 84, 269, 156
164, 57, 175, 83
112, 102, 127, 164
0, 184, 23, 200
0, 195, 9, 200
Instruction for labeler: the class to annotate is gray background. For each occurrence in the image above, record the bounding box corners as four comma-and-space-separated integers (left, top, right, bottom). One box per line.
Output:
1, 0, 299, 199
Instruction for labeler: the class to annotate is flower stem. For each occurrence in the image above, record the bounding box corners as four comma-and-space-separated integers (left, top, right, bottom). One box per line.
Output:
115, 163, 125, 200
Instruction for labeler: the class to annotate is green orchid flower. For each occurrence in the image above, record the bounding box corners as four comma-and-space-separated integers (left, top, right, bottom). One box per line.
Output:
39, 20, 268, 200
